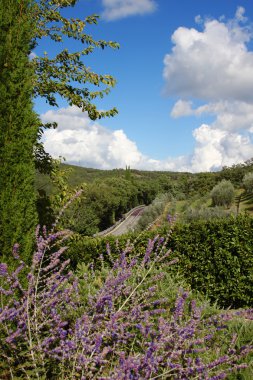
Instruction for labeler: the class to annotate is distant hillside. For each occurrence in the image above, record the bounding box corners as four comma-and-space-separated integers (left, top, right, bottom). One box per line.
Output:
35, 163, 184, 195
35, 159, 253, 235
36, 159, 253, 195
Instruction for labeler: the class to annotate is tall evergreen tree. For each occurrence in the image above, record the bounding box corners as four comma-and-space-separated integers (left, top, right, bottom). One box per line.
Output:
0, 0, 38, 262
0, 0, 119, 262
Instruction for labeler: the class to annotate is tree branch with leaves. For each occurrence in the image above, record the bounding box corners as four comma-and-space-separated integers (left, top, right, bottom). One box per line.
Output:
32, 0, 119, 120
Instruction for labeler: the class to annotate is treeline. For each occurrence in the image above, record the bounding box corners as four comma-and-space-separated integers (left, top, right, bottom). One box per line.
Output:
36, 164, 215, 235
36, 159, 253, 236
37, 158, 253, 196
62, 177, 156, 235
37, 167, 160, 236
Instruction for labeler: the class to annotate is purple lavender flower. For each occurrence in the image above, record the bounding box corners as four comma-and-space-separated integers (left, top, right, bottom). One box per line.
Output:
12, 243, 20, 260
0, 263, 8, 277
0, 225, 252, 379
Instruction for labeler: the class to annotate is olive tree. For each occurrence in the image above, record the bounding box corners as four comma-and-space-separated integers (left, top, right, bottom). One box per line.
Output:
242, 172, 253, 193
210, 180, 235, 208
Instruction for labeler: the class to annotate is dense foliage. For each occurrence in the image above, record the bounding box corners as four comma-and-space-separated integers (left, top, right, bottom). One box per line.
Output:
1, 1, 253, 377
68, 215, 253, 308
169, 215, 253, 308
32, 0, 119, 120
0, 0, 38, 261
64, 178, 141, 234
218, 158, 253, 187
37, 166, 173, 234
0, 0, 120, 262
35, 158, 253, 236
210, 180, 235, 208
135, 192, 172, 232
180, 204, 234, 223
1, 226, 252, 379
242, 172, 253, 193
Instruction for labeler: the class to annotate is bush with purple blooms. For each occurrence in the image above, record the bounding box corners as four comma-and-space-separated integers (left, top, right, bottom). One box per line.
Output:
0, 226, 253, 379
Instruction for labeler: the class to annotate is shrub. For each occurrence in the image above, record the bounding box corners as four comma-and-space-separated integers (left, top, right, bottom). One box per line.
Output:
242, 172, 253, 193
135, 193, 172, 232
182, 205, 234, 222
211, 180, 235, 208
169, 215, 253, 308
0, 227, 252, 378
68, 215, 253, 308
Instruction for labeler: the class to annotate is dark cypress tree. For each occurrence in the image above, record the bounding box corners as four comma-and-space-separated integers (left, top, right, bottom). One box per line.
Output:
0, 0, 38, 262
0, 0, 119, 263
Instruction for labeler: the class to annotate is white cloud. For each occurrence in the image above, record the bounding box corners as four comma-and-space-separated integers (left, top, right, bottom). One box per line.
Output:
40, 9, 253, 174
211, 102, 253, 132
29, 51, 37, 60
101, 0, 157, 21
41, 106, 144, 169
41, 104, 253, 173
171, 100, 194, 118
165, 8, 253, 172
41, 106, 193, 172
235, 6, 247, 23
170, 99, 253, 171
163, 8, 253, 102
171, 100, 253, 133
190, 124, 253, 172
194, 15, 203, 25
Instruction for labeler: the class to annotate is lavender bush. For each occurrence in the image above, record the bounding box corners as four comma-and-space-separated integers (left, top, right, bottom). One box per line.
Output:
0, 226, 252, 379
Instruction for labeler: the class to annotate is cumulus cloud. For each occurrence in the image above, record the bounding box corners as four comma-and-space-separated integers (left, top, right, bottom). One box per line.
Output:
41, 106, 194, 172
170, 100, 194, 118
41, 106, 144, 169
41, 8, 253, 173
101, 0, 157, 21
41, 105, 253, 173
190, 124, 253, 172
164, 7, 253, 171
171, 100, 253, 133
163, 7, 253, 102
170, 99, 253, 171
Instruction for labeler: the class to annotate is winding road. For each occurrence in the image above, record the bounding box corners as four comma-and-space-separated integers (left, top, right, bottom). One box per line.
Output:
102, 205, 146, 236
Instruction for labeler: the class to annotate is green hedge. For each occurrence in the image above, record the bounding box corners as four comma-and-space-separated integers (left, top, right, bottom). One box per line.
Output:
67, 215, 253, 308
67, 230, 157, 269
169, 215, 253, 308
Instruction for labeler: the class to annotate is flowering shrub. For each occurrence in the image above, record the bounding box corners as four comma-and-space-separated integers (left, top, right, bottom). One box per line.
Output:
0, 226, 252, 379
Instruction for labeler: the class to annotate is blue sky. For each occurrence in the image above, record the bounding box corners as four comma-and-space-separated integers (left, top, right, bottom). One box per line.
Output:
35, 0, 253, 172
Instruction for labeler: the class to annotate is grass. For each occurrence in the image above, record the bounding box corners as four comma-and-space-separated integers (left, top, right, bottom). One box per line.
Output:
236, 190, 253, 214
158, 188, 253, 226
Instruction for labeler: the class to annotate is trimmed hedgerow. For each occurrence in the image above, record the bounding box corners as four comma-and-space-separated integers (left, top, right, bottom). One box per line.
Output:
169, 215, 253, 308
67, 215, 253, 308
